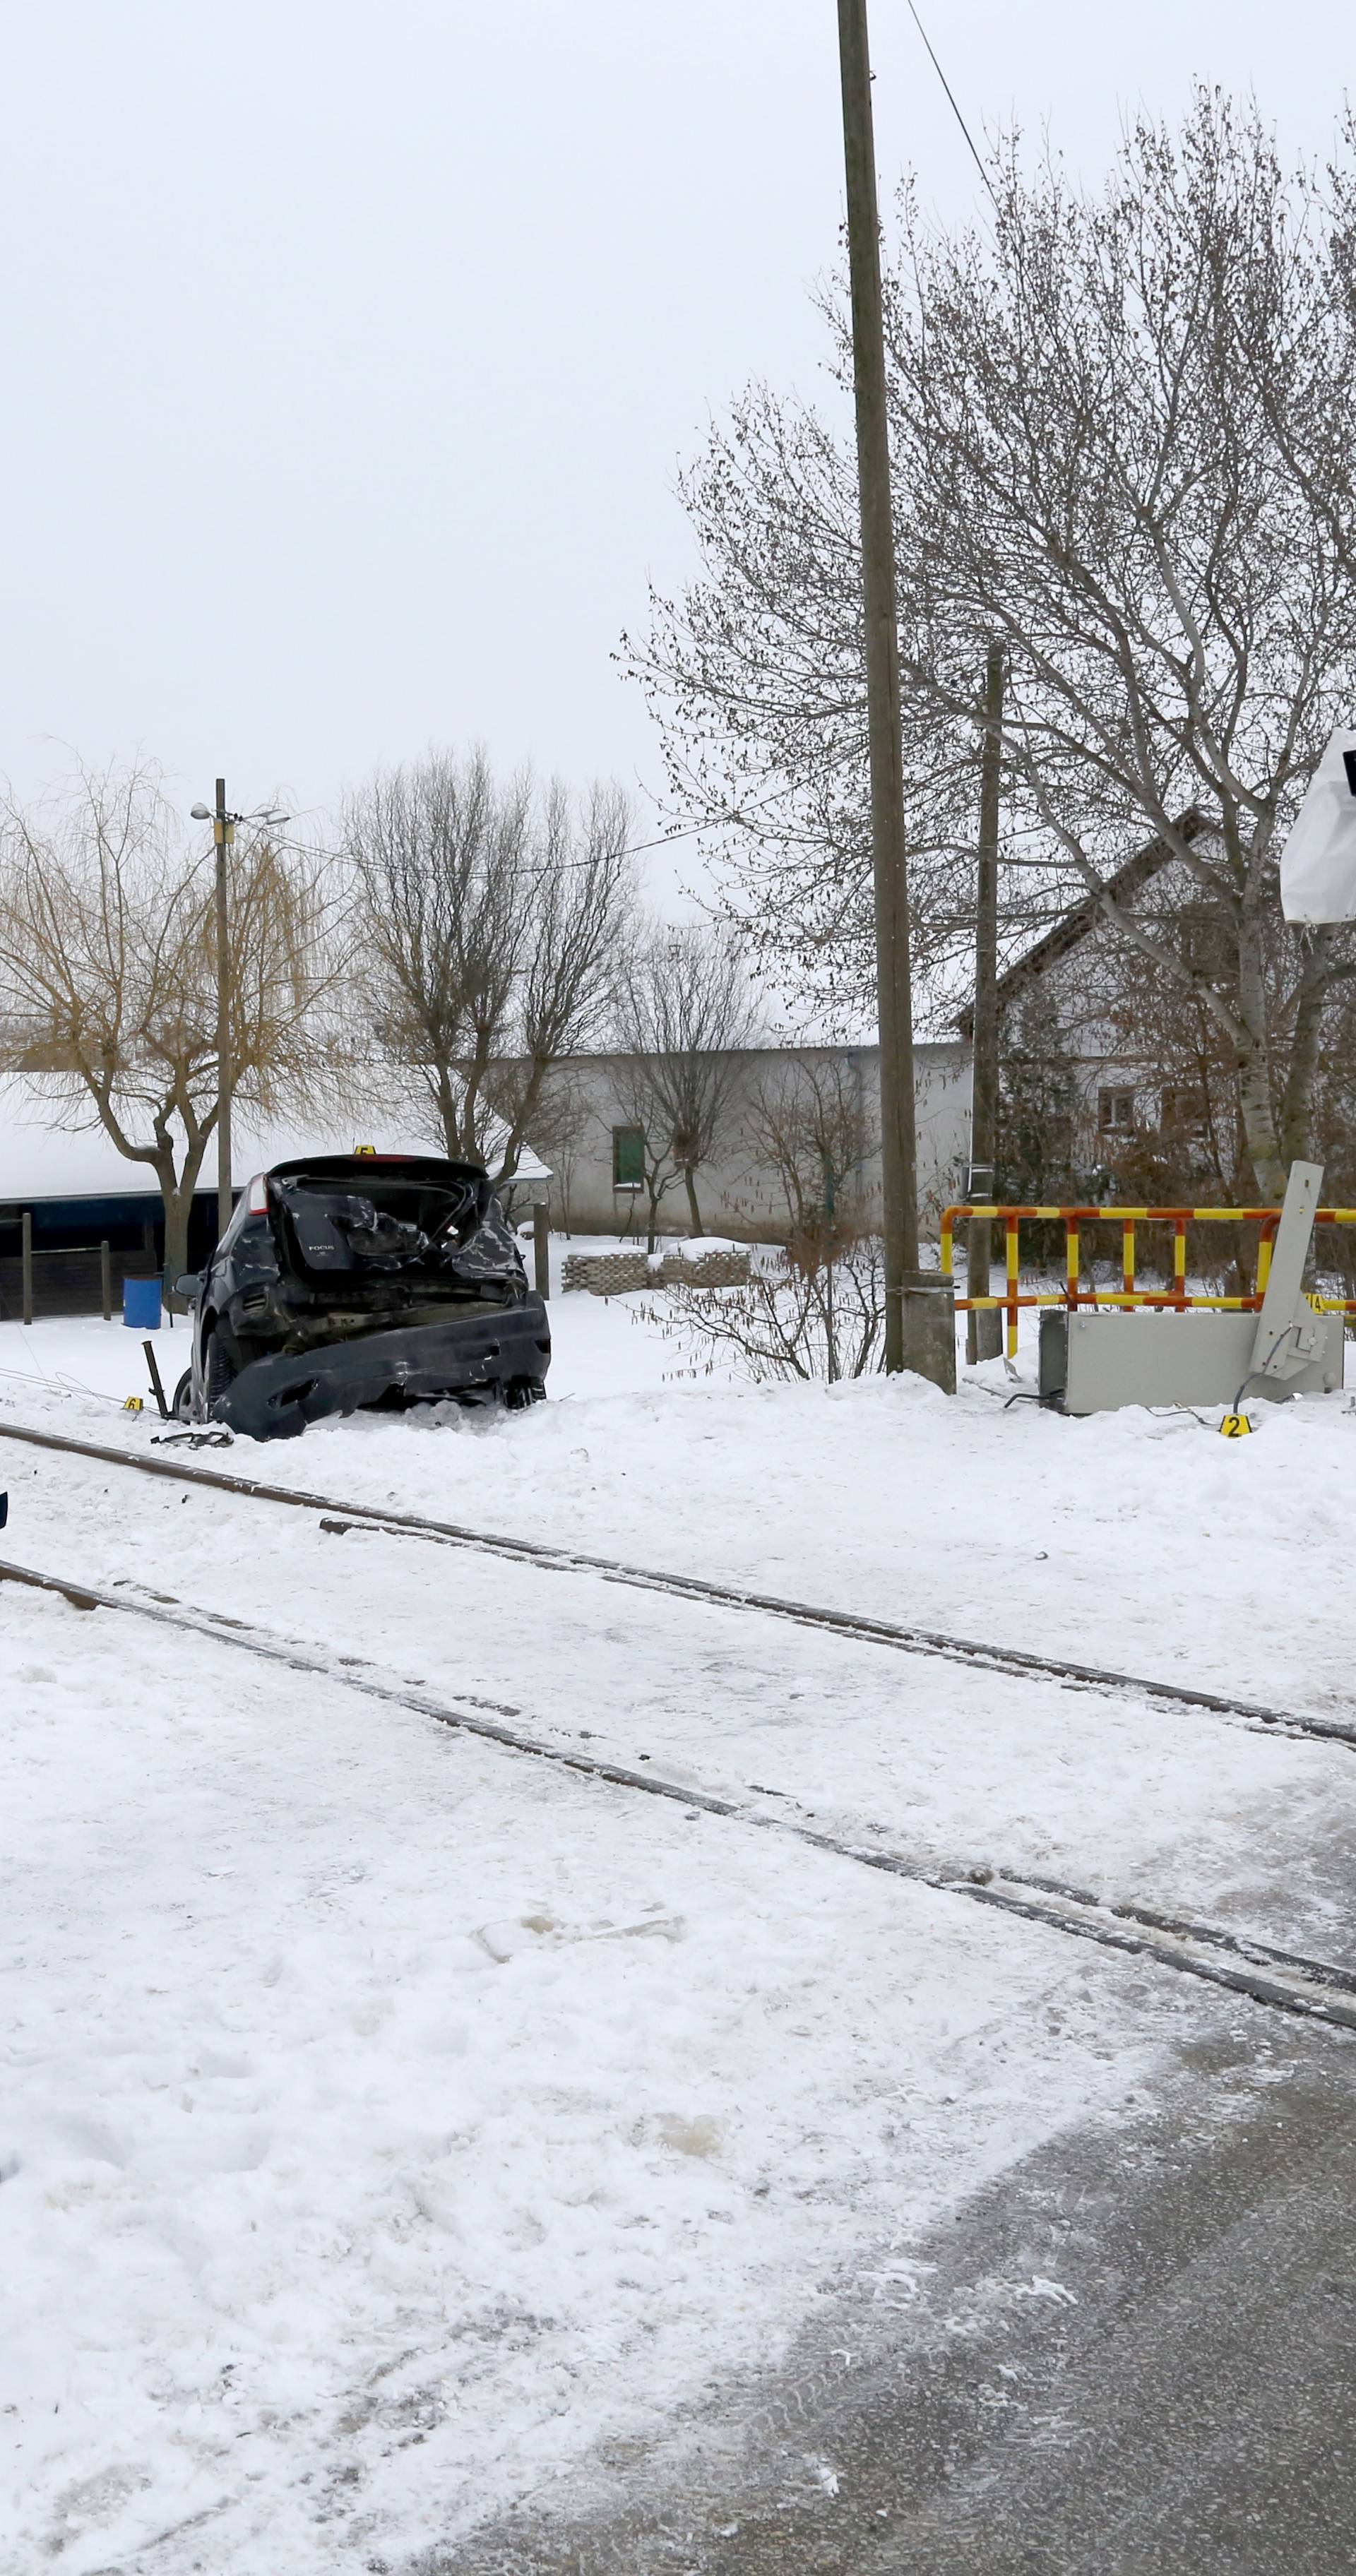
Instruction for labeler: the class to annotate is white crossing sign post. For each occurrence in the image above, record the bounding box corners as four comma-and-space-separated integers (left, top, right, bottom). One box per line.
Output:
1247, 1160, 1326, 1390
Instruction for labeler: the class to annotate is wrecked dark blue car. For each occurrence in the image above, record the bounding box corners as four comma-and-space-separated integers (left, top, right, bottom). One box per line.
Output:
174, 1153, 549, 1441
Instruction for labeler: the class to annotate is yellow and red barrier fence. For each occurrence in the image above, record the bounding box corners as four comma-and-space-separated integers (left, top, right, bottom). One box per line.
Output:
940, 1203, 1356, 1360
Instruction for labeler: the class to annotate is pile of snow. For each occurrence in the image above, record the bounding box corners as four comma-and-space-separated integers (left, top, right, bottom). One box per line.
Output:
653, 1234, 746, 1262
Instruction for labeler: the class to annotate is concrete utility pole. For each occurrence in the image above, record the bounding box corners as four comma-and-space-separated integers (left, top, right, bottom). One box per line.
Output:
214, 777, 234, 1246
191, 781, 289, 1251
835, 0, 928, 1378
967, 642, 1005, 1363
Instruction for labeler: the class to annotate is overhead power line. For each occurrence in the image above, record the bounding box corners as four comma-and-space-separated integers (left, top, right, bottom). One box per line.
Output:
903, 0, 999, 211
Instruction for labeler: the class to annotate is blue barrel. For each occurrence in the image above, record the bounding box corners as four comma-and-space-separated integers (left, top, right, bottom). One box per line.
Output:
122, 1277, 162, 1330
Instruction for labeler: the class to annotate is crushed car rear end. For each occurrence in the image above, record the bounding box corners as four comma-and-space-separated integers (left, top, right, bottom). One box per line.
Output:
186, 1153, 550, 1440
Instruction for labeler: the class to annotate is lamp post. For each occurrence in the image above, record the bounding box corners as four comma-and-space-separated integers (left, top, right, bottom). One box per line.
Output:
190, 783, 290, 1246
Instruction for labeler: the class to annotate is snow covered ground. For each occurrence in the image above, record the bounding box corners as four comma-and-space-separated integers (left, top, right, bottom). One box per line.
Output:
1, 1579, 1189, 2574
0, 1246, 715, 1416
4, 1253, 1354, 1711
2, 1270, 1355, 2568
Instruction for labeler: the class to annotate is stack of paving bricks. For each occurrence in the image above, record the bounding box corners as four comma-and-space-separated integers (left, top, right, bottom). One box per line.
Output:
660, 1248, 751, 1288
561, 1250, 652, 1296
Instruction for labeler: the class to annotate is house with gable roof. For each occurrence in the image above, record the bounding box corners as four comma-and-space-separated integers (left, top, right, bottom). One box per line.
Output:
956, 809, 1234, 1189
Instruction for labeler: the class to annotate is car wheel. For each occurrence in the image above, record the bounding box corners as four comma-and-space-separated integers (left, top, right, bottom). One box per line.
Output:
504, 1376, 547, 1410
172, 1369, 194, 1423
204, 1332, 236, 1409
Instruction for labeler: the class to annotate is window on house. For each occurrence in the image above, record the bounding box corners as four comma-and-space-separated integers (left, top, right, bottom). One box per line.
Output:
612, 1126, 645, 1189
1098, 1087, 1136, 1135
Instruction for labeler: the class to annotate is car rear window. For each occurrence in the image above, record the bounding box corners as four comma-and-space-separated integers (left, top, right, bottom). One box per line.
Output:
273, 1174, 484, 1277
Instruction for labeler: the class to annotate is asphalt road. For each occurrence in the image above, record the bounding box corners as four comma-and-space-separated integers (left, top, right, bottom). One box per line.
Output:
425, 2017, 1356, 2576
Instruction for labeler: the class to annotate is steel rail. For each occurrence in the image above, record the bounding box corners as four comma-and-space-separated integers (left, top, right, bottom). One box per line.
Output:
0, 1412, 1351, 1754
4, 1544, 1355, 2039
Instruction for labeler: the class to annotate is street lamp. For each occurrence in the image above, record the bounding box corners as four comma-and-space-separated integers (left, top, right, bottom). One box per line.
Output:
190, 782, 290, 1244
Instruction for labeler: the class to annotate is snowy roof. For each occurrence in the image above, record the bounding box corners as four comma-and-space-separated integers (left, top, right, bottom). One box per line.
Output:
0, 1074, 549, 1204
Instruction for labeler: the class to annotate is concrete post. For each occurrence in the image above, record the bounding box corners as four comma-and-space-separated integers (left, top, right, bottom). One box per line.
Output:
967, 640, 1005, 1366
901, 1272, 956, 1394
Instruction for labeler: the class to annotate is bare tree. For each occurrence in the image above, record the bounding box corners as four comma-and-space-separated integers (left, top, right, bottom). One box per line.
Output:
657, 1239, 886, 1387
881, 94, 1356, 1196
0, 763, 342, 1281
344, 751, 634, 1186
490, 779, 637, 1186
655, 1060, 884, 1383
632, 93, 1356, 1195
742, 1054, 879, 1379
741, 1054, 876, 1244
623, 392, 996, 1026
343, 749, 524, 1162
612, 923, 760, 1244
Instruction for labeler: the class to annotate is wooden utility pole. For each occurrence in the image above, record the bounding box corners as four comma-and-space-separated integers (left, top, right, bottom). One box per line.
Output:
967, 643, 1005, 1363
214, 777, 235, 1246
835, 0, 924, 1377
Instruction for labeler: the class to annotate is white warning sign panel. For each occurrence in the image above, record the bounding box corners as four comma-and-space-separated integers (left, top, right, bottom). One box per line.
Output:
1280, 727, 1356, 923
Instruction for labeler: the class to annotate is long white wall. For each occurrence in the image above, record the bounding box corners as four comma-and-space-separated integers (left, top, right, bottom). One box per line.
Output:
537, 1044, 972, 1245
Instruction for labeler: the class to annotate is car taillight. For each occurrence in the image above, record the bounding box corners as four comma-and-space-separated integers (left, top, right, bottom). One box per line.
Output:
247, 1173, 270, 1214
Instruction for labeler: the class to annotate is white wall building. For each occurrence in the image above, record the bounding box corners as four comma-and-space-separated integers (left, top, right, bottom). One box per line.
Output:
523, 1040, 973, 1241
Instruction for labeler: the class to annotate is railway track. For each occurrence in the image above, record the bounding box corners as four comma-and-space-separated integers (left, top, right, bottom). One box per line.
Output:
4, 1537, 1356, 2041
1, 1412, 1352, 1754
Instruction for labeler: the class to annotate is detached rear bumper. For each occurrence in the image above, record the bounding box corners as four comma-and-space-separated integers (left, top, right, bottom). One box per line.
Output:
213, 1301, 551, 1441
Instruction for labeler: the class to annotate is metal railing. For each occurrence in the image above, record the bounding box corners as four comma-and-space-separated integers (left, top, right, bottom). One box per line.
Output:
0, 1236, 159, 1327
940, 1203, 1356, 1359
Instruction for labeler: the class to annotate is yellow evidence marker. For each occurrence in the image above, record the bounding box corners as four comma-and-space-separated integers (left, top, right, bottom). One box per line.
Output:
122, 1395, 143, 1413
1218, 1413, 1254, 1437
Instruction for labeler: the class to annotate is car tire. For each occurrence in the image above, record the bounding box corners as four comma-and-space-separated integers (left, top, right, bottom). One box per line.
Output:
172, 1369, 194, 1423
204, 1332, 236, 1410
504, 1376, 547, 1411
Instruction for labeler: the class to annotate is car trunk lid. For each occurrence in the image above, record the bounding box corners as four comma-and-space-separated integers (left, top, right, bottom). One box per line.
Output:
266, 1155, 524, 1306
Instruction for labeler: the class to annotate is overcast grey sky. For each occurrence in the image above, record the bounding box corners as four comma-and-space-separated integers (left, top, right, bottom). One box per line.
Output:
0, 1, 1344, 891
